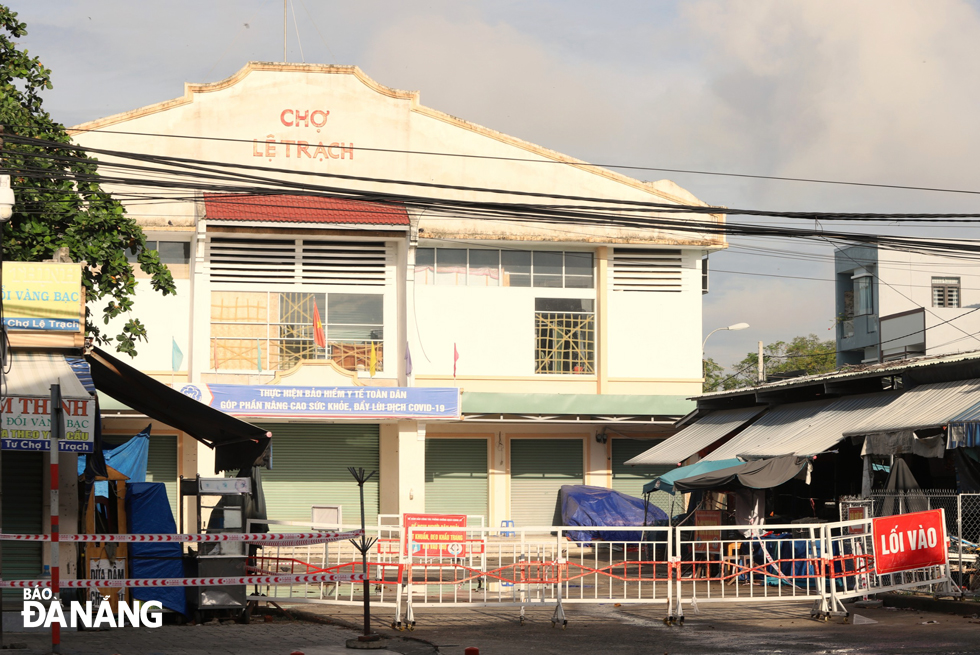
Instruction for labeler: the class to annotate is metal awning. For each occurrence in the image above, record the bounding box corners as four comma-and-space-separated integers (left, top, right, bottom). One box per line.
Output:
703, 399, 834, 461
6, 352, 91, 399
85, 347, 271, 472
842, 378, 980, 438
710, 391, 903, 461
625, 406, 766, 466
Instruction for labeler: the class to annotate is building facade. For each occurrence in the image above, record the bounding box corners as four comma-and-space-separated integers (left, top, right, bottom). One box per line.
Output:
836, 244, 980, 366
72, 62, 724, 529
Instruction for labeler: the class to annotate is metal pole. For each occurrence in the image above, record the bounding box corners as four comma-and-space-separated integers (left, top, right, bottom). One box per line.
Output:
50, 383, 62, 654
359, 475, 369, 637
757, 341, 764, 383
283, 0, 287, 62
958, 494, 964, 588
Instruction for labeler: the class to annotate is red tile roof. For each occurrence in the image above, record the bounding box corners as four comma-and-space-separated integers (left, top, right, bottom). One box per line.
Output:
203, 194, 410, 226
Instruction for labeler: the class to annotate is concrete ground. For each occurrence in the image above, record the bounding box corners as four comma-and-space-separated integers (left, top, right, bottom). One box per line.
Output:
6, 597, 980, 654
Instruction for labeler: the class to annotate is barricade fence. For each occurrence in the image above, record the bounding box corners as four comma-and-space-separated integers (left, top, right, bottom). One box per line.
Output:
0, 513, 960, 628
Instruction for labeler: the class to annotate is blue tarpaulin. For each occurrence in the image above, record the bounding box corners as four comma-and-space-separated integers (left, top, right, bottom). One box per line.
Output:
643, 458, 743, 494
558, 485, 667, 542
78, 426, 151, 497
126, 482, 187, 616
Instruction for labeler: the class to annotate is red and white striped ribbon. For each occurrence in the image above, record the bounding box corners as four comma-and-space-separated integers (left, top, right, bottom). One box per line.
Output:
0, 530, 362, 546
0, 572, 366, 589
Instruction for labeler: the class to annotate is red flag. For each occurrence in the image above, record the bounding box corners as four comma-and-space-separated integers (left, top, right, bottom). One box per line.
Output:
453, 343, 459, 379
312, 303, 326, 349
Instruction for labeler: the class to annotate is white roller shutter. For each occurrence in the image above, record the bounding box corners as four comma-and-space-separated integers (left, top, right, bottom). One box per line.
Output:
425, 439, 489, 523
510, 439, 583, 529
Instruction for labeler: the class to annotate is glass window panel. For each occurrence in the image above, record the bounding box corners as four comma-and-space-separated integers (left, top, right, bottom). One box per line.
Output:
533, 251, 563, 288
535, 298, 594, 312
948, 287, 960, 308
328, 293, 383, 325
415, 248, 435, 285
127, 241, 155, 263
854, 277, 872, 316
436, 248, 467, 285
502, 251, 531, 287
564, 275, 594, 289
157, 241, 191, 265
564, 252, 593, 277
467, 250, 500, 286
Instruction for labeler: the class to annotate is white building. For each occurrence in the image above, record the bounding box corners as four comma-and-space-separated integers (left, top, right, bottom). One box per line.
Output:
836, 243, 980, 365
72, 62, 724, 529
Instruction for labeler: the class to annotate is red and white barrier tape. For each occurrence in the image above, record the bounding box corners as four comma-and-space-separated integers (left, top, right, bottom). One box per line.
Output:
0, 530, 363, 546
0, 572, 366, 589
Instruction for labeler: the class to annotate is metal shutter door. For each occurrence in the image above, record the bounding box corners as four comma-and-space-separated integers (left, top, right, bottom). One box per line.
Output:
425, 439, 488, 522
510, 439, 583, 529
611, 439, 677, 515
103, 434, 178, 519
257, 424, 379, 525
2, 452, 43, 609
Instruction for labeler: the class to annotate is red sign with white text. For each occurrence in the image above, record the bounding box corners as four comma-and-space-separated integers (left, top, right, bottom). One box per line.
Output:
872, 509, 948, 575
403, 513, 467, 557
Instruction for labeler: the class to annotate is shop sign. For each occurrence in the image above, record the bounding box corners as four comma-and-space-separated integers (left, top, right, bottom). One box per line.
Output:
872, 509, 948, 575
178, 383, 461, 420
2, 262, 83, 332
0, 396, 95, 452
403, 513, 467, 557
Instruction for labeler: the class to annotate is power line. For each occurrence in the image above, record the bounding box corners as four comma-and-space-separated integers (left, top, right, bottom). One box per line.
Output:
35, 123, 980, 199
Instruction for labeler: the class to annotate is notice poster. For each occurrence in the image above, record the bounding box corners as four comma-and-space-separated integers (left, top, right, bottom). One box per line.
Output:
848, 506, 868, 535
872, 509, 948, 575
404, 513, 467, 557
694, 510, 723, 554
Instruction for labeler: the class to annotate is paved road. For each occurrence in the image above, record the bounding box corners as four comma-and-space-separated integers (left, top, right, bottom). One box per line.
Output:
7, 600, 980, 654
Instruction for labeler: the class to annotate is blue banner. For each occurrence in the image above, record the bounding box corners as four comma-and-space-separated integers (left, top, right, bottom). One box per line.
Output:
178, 384, 460, 420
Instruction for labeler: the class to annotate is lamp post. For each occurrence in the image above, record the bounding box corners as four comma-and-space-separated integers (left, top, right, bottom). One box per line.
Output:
0, 171, 13, 651
702, 322, 750, 355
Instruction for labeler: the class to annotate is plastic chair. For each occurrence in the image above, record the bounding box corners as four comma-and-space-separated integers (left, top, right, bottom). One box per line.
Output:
500, 519, 516, 537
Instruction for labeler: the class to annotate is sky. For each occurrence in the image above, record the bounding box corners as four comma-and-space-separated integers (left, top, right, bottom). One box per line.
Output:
12, 0, 980, 371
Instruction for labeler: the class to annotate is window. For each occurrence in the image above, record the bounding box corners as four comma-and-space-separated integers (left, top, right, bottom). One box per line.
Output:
534, 298, 594, 375
210, 291, 383, 373
933, 277, 960, 308
127, 240, 191, 265
417, 248, 593, 289
853, 276, 873, 316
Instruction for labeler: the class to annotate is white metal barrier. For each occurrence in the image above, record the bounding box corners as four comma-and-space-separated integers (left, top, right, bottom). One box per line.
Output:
243, 512, 957, 628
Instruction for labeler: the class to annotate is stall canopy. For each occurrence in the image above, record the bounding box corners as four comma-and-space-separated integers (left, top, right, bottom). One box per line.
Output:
843, 378, 980, 453
707, 392, 902, 461
7, 352, 93, 398
643, 458, 743, 494
85, 347, 270, 472
672, 454, 810, 493
625, 406, 766, 466
946, 397, 980, 449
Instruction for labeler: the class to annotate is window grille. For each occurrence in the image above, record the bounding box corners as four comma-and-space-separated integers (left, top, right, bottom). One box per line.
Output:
932, 277, 960, 308
534, 299, 594, 374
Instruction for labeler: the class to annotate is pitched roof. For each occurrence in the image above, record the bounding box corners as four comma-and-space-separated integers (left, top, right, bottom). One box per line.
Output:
203, 193, 410, 226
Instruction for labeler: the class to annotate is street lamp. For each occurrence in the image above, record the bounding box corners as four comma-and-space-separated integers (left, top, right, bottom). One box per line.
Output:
702, 322, 750, 354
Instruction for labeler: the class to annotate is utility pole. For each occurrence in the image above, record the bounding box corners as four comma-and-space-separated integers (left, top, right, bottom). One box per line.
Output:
757, 341, 764, 384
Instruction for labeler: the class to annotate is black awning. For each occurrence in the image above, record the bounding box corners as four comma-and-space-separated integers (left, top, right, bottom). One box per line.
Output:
85, 346, 271, 473
672, 455, 810, 493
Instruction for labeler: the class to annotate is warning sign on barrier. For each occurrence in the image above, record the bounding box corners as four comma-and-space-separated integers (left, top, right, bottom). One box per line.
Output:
872, 509, 948, 575
404, 513, 467, 557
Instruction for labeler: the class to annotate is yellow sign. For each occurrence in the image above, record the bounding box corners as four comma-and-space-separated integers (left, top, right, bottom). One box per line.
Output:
1, 262, 83, 332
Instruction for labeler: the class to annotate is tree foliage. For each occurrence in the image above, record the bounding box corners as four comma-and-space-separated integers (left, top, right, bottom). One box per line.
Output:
0, 5, 174, 356
703, 334, 837, 392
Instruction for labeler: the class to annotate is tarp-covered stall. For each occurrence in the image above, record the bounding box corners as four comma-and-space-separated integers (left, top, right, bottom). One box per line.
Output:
126, 482, 187, 616
557, 485, 667, 542
672, 455, 811, 493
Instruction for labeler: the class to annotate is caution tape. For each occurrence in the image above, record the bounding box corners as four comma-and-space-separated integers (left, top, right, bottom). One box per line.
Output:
0, 572, 366, 589
0, 530, 363, 546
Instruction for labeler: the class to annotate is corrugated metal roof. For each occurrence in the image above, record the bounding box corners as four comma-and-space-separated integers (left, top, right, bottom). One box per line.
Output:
5, 352, 92, 399
950, 399, 980, 424
625, 406, 766, 466
842, 378, 980, 437
730, 392, 902, 459
695, 350, 980, 402
203, 193, 410, 225
704, 399, 835, 461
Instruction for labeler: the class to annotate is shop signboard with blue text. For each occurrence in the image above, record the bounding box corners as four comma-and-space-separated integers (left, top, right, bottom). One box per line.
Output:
2, 262, 84, 332
0, 395, 95, 452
